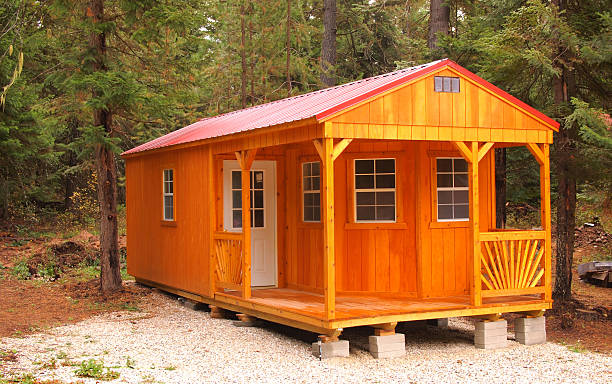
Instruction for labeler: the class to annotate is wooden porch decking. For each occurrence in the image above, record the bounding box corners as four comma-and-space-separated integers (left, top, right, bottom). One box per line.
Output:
215, 288, 549, 326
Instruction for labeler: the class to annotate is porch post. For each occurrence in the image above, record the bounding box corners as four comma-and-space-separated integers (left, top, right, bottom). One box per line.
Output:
469, 141, 482, 307
540, 144, 552, 301
236, 149, 257, 299
321, 137, 336, 320
208, 147, 217, 296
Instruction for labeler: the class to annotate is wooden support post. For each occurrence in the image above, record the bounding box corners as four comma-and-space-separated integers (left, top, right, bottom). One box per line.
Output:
209, 305, 226, 319
235, 149, 258, 300
313, 134, 352, 321
372, 322, 397, 336
321, 137, 336, 320
208, 148, 217, 295
469, 141, 482, 307
540, 144, 552, 301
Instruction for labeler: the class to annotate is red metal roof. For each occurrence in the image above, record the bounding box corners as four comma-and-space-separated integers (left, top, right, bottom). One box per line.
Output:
122, 59, 559, 156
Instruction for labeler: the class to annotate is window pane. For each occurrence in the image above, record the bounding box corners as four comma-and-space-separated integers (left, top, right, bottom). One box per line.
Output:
304, 192, 314, 207
356, 206, 375, 221
376, 174, 395, 189
438, 191, 452, 205
376, 191, 395, 205
443, 77, 451, 92
454, 174, 468, 188
254, 191, 263, 208
454, 204, 469, 219
168, 181, 173, 194
164, 196, 173, 220
437, 174, 452, 188
356, 175, 374, 189
164, 181, 169, 194
454, 158, 468, 172
451, 77, 460, 93
302, 163, 311, 177
233, 210, 242, 228
375, 159, 395, 173
303, 177, 312, 191
377, 206, 395, 221
164, 205, 173, 221
454, 190, 469, 204
312, 176, 320, 191
438, 205, 453, 220
356, 191, 375, 205
313, 207, 321, 222
311, 162, 320, 176
437, 159, 452, 172
355, 159, 374, 174
232, 191, 242, 209
313, 192, 320, 207
232, 171, 241, 189
434, 76, 443, 92
253, 171, 263, 189
304, 207, 313, 222
254, 210, 264, 227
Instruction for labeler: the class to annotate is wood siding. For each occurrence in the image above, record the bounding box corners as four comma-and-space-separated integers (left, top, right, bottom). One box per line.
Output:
327, 69, 553, 144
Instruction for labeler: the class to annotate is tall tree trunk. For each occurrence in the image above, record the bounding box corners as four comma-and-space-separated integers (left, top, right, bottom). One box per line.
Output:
286, 0, 292, 95
552, 0, 576, 303
495, 148, 506, 229
88, 0, 122, 294
240, 1, 247, 109
320, 0, 336, 87
63, 117, 79, 210
428, 0, 450, 52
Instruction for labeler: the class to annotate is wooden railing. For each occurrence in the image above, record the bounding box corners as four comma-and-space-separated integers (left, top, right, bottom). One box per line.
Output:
213, 231, 244, 292
479, 230, 547, 297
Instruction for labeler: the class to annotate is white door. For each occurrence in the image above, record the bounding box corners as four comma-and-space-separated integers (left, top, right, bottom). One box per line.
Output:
223, 160, 277, 287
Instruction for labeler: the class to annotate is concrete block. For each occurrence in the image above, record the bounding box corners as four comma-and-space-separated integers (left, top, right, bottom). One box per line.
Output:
312, 340, 349, 359
475, 340, 508, 350
475, 319, 507, 331
474, 320, 507, 350
427, 318, 449, 327
514, 316, 546, 345
369, 334, 405, 358
371, 349, 406, 359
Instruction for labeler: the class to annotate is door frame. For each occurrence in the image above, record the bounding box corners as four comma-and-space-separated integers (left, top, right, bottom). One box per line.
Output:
222, 159, 278, 287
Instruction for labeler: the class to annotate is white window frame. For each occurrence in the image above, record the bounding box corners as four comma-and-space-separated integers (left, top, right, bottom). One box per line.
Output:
162, 169, 174, 221
353, 158, 397, 223
230, 169, 265, 229
436, 157, 469, 222
302, 161, 321, 223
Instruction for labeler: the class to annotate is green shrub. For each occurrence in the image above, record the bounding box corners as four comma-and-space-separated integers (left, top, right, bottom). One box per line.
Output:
11, 260, 30, 280
74, 359, 119, 381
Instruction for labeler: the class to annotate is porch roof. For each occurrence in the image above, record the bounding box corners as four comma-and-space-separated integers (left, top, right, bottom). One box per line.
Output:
122, 59, 559, 157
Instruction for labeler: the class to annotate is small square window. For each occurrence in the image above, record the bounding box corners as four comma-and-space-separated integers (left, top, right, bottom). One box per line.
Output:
434, 76, 460, 93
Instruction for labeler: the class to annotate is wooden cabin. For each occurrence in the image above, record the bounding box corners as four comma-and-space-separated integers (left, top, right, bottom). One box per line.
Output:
122, 59, 558, 344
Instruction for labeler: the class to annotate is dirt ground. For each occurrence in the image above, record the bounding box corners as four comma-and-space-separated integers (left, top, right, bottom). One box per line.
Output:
0, 225, 610, 354
0, 230, 147, 339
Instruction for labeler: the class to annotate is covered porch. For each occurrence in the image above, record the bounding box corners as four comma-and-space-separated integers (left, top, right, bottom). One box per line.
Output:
208, 134, 553, 334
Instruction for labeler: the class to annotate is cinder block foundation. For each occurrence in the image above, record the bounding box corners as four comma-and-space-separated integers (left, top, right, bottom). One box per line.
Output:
514, 316, 546, 345
311, 340, 349, 358
427, 318, 449, 327
369, 333, 406, 359
474, 319, 507, 349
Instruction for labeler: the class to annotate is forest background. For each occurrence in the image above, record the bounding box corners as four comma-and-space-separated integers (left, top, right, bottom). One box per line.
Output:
0, 0, 610, 300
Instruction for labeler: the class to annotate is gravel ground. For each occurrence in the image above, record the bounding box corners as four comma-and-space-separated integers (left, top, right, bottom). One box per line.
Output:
1, 289, 611, 384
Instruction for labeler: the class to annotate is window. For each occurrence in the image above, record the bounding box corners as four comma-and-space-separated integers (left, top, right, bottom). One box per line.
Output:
163, 169, 174, 221
354, 158, 396, 222
436, 158, 469, 221
302, 162, 321, 222
231, 170, 264, 229
434, 76, 460, 93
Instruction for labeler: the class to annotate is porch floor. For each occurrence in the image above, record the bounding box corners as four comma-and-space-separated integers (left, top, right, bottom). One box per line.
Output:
217, 288, 545, 322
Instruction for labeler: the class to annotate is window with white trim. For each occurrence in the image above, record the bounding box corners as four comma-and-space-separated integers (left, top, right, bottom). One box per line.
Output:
302, 162, 321, 222
231, 170, 264, 228
436, 158, 469, 221
163, 169, 174, 221
434, 76, 460, 93
354, 158, 396, 222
